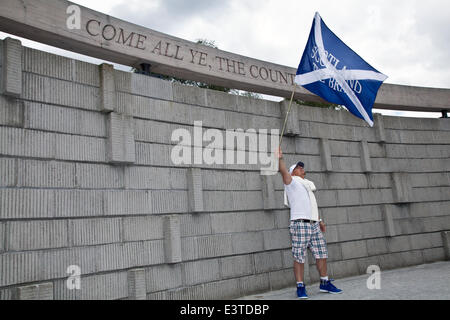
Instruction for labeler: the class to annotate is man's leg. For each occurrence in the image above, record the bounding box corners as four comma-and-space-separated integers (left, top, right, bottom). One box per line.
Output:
294, 261, 304, 282
310, 222, 342, 294
316, 258, 327, 277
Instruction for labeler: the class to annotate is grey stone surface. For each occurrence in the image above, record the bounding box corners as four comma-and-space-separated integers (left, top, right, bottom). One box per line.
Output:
280, 100, 300, 137
1, 38, 22, 97
391, 173, 413, 203
319, 138, 332, 172
7, 220, 68, 251
164, 216, 182, 264
0, 39, 449, 300
443, 231, 450, 260
15, 282, 53, 300
0, 95, 23, 127
107, 112, 136, 164
187, 168, 204, 212
99, 63, 116, 112
382, 204, 397, 237
239, 261, 450, 300
360, 140, 372, 172
128, 269, 146, 300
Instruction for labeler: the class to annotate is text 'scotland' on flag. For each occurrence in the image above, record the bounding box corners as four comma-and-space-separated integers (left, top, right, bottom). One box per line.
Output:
295, 12, 388, 127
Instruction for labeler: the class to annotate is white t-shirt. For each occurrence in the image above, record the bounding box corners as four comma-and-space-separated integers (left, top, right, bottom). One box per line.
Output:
284, 176, 312, 221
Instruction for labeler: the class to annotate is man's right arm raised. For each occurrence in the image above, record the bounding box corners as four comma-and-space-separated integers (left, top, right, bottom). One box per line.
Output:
276, 147, 292, 185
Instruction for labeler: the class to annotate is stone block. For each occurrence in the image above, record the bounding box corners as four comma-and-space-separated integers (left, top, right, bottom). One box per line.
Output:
163, 216, 182, 264
7, 220, 68, 251
328, 259, 359, 279
55, 272, 128, 300
391, 173, 413, 203
0, 158, 16, 187
219, 255, 254, 279
128, 269, 146, 300
382, 204, 397, 237
336, 189, 361, 206
122, 216, 164, 242
203, 278, 241, 300
346, 205, 382, 223
246, 211, 276, 231
0, 127, 55, 159
103, 190, 152, 216
374, 114, 386, 142
261, 175, 277, 210
263, 229, 291, 250
187, 168, 204, 212
196, 234, 233, 258
115, 70, 173, 100
442, 231, 450, 260
1, 38, 22, 97
422, 247, 446, 263
361, 221, 386, 238
166, 284, 205, 300
280, 100, 300, 137
146, 264, 182, 293
360, 140, 372, 172
0, 96, 24, 127
0, 222, 4, 252
76, 163, 124, 189
173, 82, 207, 106
24, 102, 106, 137
409, 233, 442, 250
341, 240, 368, 260
22, 73, 99, 111
366, 238, 389, 255
54, 134, 106, 162
325, 225, 339, 243
231, 232, 264, 254
151, 190, 188, 214
337, 224, 364, 242
321, 207, 348, 225
253, 251, 284, 273
319, 138, 333, 172
0, 189, 55, 219
107, 112, 136, 164
387, 235, 411, 252
99, 63, 116, 112
15, 282, 53, 300
239, 273, 270, 296
206, 88, 237, 111
18, 160, 76, 188
181, 236, 199, 261
179, 213, 212, 237
326, 243, 342, 262
69, 218, 121, 246
268, 269, 295, 291
183, 259, 220, 286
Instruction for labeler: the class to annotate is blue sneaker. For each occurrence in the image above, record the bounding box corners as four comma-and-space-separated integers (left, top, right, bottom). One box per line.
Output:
296, 283, 309, 299
319, 279, 343, 294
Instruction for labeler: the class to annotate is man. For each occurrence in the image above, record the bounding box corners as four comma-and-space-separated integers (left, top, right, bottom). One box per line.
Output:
277, 147, 342, 299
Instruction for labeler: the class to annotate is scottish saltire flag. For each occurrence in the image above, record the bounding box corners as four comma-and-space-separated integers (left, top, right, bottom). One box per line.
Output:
295, 13, 388, 126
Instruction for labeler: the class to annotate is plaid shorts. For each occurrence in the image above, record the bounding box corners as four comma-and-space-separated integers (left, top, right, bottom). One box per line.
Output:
289, 220, 328, 263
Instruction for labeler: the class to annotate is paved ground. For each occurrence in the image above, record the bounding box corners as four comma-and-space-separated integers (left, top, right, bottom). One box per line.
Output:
238, 261, 450, 300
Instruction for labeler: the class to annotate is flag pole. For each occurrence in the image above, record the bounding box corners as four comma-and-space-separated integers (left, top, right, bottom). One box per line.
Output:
279, 84, 297, 147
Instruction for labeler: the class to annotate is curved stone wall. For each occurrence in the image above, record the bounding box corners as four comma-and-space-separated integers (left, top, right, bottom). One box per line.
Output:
0, 40, 449, 300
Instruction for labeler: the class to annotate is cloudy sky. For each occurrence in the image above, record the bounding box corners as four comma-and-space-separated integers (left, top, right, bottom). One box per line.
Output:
1, 0, 449, 118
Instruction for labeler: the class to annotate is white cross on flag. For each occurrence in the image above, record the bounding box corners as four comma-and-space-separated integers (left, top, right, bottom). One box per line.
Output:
295, 13, 388, 127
